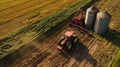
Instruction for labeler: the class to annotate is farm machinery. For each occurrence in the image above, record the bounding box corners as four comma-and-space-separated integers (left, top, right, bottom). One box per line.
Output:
57, 31, 78, 52
69, 8, 91, 35
57, 8, 91, 52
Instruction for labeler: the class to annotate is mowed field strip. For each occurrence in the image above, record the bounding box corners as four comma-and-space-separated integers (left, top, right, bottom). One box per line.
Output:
0, 0, 79, 39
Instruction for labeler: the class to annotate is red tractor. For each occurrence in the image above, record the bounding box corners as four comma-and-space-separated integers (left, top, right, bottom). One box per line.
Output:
57, 31, 78, 52
69, 8, 91, 35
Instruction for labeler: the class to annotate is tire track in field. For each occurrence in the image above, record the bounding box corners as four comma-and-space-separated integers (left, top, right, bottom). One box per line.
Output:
10, 38, 55, 67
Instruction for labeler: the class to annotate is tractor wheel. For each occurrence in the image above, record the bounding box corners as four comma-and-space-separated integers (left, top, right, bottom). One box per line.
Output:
67, 42, 72, 50
74, 37, 78, 43
68, 44, 72, 50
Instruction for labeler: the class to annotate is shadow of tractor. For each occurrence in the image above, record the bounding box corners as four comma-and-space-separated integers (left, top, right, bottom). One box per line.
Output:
60, 41, 97, 67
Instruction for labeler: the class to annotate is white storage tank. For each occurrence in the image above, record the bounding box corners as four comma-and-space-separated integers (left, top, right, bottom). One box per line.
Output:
85, 6, 98, 29
94, 11, 111, 35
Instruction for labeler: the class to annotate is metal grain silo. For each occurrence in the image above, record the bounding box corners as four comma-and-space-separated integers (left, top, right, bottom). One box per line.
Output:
85, 6, 98, 29
94, 11, 111, 35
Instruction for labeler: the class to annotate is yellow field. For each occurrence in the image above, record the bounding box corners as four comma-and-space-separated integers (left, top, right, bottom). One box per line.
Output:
0, 0, 80, 39
0, 0, 13, 4
0, 0, 30, 11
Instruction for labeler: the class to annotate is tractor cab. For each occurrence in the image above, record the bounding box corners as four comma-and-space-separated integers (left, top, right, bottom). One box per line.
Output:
57, 31, 78, 52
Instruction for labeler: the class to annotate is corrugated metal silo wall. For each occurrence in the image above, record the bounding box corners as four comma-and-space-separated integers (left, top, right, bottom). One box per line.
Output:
94, 13, 111, 35
85, 11, 97, 29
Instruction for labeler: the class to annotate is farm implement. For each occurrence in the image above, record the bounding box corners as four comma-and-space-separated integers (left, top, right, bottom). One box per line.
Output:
69, 8, 91, 36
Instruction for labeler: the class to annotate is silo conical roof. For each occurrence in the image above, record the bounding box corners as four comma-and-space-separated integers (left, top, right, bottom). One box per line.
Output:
87, 5, 98, 13
97, 11, 111, 18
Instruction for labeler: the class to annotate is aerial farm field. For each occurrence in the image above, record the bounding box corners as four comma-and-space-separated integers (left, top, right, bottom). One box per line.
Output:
0, 0, 91, 62
0, 0, 120, 67
0, 0, 83, 39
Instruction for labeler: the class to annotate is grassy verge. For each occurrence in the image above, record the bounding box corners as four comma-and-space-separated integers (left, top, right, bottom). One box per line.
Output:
112, 50, 120, 67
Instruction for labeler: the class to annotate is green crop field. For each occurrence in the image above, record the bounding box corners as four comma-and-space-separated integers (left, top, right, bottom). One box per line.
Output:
0, 0, 91, 59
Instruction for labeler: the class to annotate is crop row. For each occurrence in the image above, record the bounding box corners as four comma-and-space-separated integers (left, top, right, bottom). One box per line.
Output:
0, 0, 54, 23
0, 0, 14, 4
0, 0, 91, 59
0, 0, 31, 11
